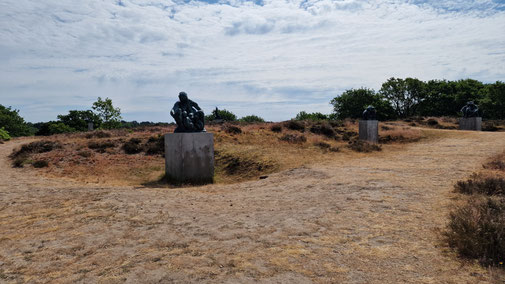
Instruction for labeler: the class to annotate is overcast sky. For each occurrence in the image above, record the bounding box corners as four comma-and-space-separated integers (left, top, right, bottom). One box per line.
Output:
1, 0, 504, 123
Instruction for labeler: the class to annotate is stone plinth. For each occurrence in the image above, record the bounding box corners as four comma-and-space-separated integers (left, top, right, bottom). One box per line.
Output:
165, 133, 214, 184
459, 117, 482, 131
359, 120, 379, 144
87, 122, 94, 131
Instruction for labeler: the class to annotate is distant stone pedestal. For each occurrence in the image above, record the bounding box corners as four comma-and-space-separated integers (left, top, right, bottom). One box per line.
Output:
165, 133, 214, 184
459, 117, 482, 131
88, 122, 94, 131
359, 120, 379, 144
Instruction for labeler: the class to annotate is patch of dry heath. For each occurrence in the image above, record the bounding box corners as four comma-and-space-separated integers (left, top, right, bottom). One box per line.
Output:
1, 129, 505, 283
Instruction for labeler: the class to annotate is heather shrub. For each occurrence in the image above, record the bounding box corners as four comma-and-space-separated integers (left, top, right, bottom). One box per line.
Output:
145, 135, 164, 156
445, 196, 505, 266
85, 130, 112, 139
122, 138, 142, 154
427, 118, 439, 126
224, 125, 242, 135
314, 141, 331, 149
10, 140, 61, 159
309, 122, 335, 138
454, 174, 505, 196
347, 140, 382, 152
270, 125, 282, 133
279, 134, 306, 144
88, 140, 116, 153
33, 160, 49, 168
284, 120, 305, 132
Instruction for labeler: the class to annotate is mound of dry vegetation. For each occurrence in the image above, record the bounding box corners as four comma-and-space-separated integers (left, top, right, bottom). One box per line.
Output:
8, 120, 425, 186
446, 150, 505, 267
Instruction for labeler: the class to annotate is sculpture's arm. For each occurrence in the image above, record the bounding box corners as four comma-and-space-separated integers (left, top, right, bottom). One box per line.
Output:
170, 103, 181, 116
190, 100, 202, 111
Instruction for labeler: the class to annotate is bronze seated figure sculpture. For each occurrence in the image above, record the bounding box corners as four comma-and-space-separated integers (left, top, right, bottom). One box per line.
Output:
170, 92, 205, 133
460, 101, 480, 118
362, 105, 377, 120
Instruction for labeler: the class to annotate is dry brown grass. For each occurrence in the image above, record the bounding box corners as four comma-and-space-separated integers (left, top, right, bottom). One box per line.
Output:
8, 121, 425, 186
3, 129, 505, 282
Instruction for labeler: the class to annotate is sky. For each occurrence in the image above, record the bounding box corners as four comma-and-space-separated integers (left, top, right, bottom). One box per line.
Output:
1, 0, 504, 123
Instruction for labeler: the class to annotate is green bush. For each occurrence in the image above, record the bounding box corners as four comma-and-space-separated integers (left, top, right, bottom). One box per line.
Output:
48, 122, 76, 134
0, 127, 11, 141
239, 115, 265, 123
295, 111, 328, 121
205, 109, 237, 122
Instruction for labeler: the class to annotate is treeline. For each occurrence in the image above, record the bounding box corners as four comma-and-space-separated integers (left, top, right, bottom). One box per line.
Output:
331, 78, 505, 120
2, 78, 504, 138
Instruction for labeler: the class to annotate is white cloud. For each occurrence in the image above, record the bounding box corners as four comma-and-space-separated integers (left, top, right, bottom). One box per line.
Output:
0, 0, 504, 122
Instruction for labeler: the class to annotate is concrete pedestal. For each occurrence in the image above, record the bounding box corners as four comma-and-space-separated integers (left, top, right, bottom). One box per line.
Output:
165, 133, 214, 184
359, 120, 379, 144
459, 117, 482, 131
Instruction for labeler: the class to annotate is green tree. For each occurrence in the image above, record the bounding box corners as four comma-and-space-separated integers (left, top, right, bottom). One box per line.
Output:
294, 111, 328, 121
239, 115, 265, 123
453, 79, 485, 112
92, 97, 122, 129
379, 77, 426, 118
0, 105, 35, 137
480, 81, 505, 119
330, 88, 395, 120
205, 109, 237, 122
417, 80, 455, 116
57, 110, 101, 131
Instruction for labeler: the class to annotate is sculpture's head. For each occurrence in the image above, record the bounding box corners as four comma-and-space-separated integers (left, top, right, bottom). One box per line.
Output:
468, 101, 475, 105
367, 105, 375, 111
179, 92, 188, 103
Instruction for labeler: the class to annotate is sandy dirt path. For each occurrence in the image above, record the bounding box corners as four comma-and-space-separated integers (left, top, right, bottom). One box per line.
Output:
1, 130, 505, 283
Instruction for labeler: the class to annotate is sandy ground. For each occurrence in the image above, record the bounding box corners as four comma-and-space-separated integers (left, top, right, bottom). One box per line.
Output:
1, 129, 505, 283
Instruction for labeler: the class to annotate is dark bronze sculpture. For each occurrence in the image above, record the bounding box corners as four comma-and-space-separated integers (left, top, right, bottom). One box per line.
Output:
461, 101, 480, 118
170, 92, 205, 133
362, 105, 377, 120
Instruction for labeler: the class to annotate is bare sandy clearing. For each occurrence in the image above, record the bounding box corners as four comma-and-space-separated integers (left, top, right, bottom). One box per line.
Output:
1, 130, 505, 283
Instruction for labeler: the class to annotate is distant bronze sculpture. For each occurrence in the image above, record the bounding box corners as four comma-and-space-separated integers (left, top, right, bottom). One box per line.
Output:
170, 92, 205, 133
213, 107, 222, 120
461, 101, 480, 118
362, 105, 377, 120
